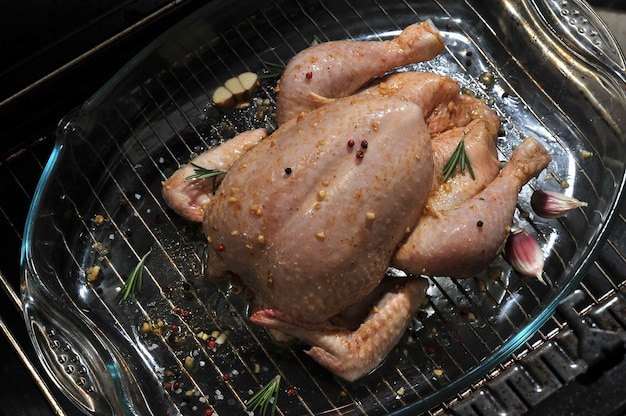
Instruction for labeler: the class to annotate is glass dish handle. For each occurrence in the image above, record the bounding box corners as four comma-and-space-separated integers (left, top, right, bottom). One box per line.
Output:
22, 271, 149, 415
538, 0, 626, 84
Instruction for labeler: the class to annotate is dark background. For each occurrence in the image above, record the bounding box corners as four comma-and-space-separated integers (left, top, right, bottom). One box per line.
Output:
0, 2, 207, 415
0, 1, 624, 415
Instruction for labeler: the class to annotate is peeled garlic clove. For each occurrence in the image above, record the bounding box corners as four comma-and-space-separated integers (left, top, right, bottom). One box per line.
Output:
504, 229, 546, 284
237, 72, 260, 101
531, 189, 588, 219
224, 76, 247, 102
212, 85, 236, 110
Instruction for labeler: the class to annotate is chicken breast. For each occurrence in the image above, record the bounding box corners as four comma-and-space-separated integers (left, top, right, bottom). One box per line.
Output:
203, 95, 434, 324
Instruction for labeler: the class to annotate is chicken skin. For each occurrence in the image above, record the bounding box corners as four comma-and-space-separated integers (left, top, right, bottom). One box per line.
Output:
162, 22, 552, 381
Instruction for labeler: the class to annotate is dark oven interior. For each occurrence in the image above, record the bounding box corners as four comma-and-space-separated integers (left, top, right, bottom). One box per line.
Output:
2, 1, 626, 415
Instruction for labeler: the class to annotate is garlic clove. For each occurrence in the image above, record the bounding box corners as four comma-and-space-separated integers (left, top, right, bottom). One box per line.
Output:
504, 229, 546, 284
531, 189, 588, 219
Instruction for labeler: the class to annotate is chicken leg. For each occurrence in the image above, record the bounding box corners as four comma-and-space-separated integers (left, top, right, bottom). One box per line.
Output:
393, 137, 551, 278
250, 277, 429, 382
276, 20, 444, 124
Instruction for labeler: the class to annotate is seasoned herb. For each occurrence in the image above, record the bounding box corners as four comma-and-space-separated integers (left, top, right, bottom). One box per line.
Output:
442, 137, 475, 182
260, 60, 286, 79
118, 251, 150, 302
185, 163, 227, 181
246, 375, 281, 416
185, 163, 227, 195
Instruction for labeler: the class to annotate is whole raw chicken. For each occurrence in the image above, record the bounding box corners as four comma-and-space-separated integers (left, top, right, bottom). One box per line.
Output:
162, 21, 551, 382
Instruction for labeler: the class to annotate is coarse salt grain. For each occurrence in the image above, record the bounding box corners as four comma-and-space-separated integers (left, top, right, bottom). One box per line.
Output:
395, 386, 406, 399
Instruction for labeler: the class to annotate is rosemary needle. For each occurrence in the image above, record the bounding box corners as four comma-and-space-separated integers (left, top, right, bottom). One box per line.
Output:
185, 163, 227, 195
118, 251, 150, 303
246, 375, 281, 416
442, 137, 475, 182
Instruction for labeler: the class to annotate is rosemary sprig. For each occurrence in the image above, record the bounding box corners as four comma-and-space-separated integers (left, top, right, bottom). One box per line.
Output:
260, 60, 286, 79
185, 163, 227, 195
246, 375, 281, 416
442, 137, 475, 182
118, 251, 150, 303
185, 163, 227, 181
